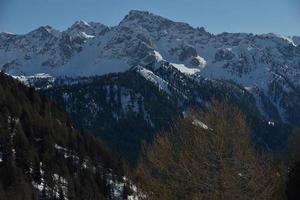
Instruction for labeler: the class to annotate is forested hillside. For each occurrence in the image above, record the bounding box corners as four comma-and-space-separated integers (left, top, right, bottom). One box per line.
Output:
0, 72, 131, 200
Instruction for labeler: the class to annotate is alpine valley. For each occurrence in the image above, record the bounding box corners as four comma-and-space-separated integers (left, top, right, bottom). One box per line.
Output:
1, 10, 300, 162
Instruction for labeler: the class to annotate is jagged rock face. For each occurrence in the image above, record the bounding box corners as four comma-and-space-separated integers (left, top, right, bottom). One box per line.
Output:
1, 11, 300, 128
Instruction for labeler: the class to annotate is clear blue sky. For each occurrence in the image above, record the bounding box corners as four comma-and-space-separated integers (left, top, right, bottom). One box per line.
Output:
0, 0, 299, 36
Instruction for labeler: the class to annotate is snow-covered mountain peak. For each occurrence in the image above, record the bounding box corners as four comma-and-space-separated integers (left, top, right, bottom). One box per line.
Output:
1, 11, 298, 79
72, 20, 91, 27
120, 10, 171, 27
27, 25, 61, 38
122, 10, 156, 22
67, 20, 108, 38
120, 10, 195, 34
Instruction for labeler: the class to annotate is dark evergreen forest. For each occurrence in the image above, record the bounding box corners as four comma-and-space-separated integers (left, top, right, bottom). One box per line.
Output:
0, 72, 127, 200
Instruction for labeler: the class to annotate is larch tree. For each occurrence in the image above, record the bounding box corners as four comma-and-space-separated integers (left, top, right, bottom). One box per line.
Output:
137, 101, 285, 200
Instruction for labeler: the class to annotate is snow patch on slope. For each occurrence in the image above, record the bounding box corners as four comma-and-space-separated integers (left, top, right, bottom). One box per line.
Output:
136, 66, 170, 94
171, 63, 200, 75
192, 119, 209, 130
154, 50, 163, 61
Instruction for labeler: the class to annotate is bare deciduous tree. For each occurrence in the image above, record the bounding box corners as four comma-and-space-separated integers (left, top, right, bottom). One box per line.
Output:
137, 102, 285, 200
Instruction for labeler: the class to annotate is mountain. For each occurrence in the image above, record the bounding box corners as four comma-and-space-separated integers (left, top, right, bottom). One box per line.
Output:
0, 72, 141, 200
16, 66, 291, 163
1, 10, 299, 161
42, 70, 182, 162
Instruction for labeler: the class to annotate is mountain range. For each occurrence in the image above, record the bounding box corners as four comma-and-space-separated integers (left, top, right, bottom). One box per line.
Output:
1, 10, 300, 162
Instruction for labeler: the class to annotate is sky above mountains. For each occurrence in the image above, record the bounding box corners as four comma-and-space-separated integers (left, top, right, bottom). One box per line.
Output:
0, 0, 299, 36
